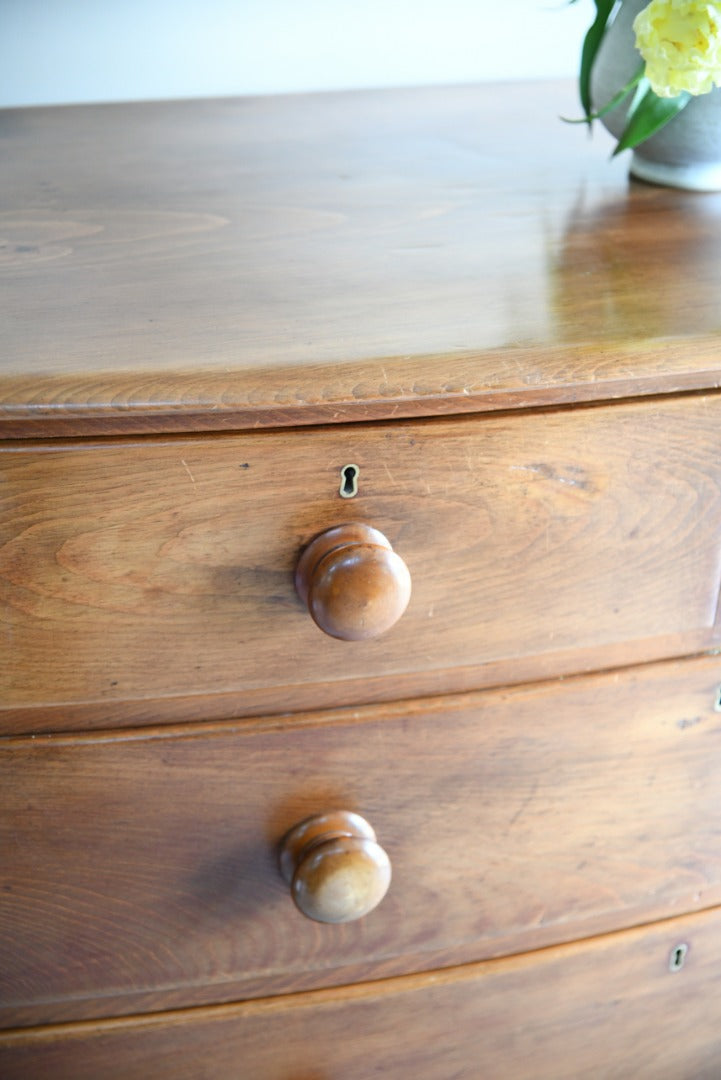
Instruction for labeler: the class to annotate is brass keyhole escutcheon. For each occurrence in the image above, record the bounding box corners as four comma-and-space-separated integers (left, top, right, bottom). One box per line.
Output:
340, 464, 359, 499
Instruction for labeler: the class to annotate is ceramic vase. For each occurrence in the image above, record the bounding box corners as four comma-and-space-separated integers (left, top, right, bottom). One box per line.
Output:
590, 0, 721, 190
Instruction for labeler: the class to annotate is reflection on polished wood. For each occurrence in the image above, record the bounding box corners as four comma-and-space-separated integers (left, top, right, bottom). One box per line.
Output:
3, 81, 721, 437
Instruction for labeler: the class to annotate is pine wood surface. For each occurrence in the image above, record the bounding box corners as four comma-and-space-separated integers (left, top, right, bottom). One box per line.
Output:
2, 654, 721, 1028
3, 81, 721, 437
3, 396, 721, 731
4, 904, 721, 1079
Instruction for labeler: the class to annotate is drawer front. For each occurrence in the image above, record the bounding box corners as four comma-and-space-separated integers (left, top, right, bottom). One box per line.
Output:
2, 655, 721, 1027
4, 905, 721, 1079
3, 394, 721, 732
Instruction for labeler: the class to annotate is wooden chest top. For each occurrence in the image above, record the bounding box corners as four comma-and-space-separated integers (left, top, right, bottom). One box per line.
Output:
3, 79, 721, 437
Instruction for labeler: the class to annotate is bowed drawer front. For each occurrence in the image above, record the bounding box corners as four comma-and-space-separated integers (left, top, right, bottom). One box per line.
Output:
5, 905, 721, 1080
3, 395, 721, 732
2, 654, 721, 1028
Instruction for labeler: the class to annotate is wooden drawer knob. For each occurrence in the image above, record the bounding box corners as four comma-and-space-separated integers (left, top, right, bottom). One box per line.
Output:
279, 810, 391, 923
295, 523, 411, 640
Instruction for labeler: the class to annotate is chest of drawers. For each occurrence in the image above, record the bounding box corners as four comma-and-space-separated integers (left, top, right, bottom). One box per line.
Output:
3, 80, 721, 1078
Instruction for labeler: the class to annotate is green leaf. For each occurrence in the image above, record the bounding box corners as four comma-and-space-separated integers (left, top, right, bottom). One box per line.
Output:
578, 0, 618, 123
562, 62, 644, 124
612, 86, 692, 155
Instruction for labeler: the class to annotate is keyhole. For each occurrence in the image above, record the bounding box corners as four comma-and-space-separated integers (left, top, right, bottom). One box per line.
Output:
340, 464, 359, 499
669, 943, 688, 972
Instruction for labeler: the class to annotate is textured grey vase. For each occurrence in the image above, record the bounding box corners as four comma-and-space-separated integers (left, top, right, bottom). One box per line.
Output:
590, 0, 721, 190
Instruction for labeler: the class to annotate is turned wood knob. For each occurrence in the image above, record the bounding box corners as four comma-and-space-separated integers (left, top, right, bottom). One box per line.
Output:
295, 524, 411, 640
279, 811, 391, 923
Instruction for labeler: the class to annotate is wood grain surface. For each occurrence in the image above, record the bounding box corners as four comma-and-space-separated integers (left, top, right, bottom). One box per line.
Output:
4, 904, 721, 1079
3, 396, 721, 731
3, 82, 721, 437
2, 654, 721, 1027
7, 78, 721, 1075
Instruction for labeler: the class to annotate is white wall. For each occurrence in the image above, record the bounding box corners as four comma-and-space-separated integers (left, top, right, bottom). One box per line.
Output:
0, 0, 590, 107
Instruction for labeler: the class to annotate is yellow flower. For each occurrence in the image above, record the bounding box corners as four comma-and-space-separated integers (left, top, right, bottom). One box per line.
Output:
633, 0, 721, 97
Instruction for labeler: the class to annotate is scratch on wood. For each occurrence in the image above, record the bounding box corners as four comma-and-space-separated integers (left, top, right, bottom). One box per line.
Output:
508, 779, 539, 828
181, 458, 197, 490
